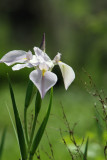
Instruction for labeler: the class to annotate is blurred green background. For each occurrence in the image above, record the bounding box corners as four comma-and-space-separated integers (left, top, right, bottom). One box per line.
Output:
0, 0, 107, 160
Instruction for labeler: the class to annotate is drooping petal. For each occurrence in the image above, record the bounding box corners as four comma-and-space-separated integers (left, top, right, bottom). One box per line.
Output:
0, 50, 27, 66
58, 61, 75, 90
29, 69, 57, 98
12, 63, 33, 71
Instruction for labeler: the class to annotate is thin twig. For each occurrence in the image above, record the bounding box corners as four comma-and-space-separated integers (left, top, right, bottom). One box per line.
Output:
36, 149, 41, 160
60, 102, 82, 157
45, 131, 55, 160
59, 128, 74, 160
41, 146, 53, 160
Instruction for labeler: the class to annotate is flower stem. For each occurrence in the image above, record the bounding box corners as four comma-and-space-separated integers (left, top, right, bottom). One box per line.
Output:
28, 114, 37, 153
29, 153, 33, 160
24, 108, 29, 145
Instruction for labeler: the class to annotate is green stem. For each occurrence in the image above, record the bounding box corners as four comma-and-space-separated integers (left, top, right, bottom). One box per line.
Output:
28, 114, 37, 153
29, 153, 33, 160
24, 108, 29, 145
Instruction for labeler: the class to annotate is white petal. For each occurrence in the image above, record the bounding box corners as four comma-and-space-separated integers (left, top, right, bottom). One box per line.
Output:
12, 64, 28, 70
12, 63, 33, 71
0, 50, 27, 66
26, 51, 33, 60
34, 47, 54, 68
29, 69, 57, 98
58, 61, 75, 90
29, 55, 39, 66
39, 62, 49, 71
34, 47, 51, 61
53, 52, 61, 63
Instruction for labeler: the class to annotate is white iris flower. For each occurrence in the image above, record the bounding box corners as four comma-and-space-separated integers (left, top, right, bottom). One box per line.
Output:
0, 47, 75, 98
29, 47, 57, 98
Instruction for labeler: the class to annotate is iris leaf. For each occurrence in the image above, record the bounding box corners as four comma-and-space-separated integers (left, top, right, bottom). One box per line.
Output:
29, 88, 53, 159
35, 90, 42, 116
24, 80, 34, 144
0, 128, 6, 160
28, 90, 42, 152
25, 80, 34, 109
8, 75, 27, 160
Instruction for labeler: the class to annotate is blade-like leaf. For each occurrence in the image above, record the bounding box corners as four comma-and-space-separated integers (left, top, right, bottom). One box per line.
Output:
24, 80, 34, 144
35, 90, 42, 116
0, 128, 6, 160
28, 90, 42, 152
83, 137, 89, 160
29, 88, 53, 159
6, 103, 18, 144
8, 75, 27, 160
25, 80, 34, 109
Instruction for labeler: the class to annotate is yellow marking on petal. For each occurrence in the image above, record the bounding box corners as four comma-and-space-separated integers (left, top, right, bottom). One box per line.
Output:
42, 69, 46, 76
24, 58, 27, 60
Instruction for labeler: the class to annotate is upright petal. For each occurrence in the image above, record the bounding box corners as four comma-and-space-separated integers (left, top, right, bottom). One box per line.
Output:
34, 47, 51, 62
53, 52, 61, 64
58, 61, 75, 90
29, 55, 39, 66
26, 51, 33, 60
29, 69, 57, 98
0, 50, 27, 66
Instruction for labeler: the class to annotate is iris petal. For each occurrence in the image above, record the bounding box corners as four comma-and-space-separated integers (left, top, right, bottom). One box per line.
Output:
58, 61, 75, 90
12, 63, 33, 71
34, 47, 51, 61
29, 69, 57, 98
0, 50, 27, 66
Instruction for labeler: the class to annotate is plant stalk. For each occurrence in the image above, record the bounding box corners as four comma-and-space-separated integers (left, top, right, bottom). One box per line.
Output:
24, 108, 29, 145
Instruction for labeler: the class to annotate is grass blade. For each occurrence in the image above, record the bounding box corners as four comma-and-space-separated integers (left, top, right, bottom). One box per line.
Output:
8, 75, 27, 160
6, 103, 18, 144
83, 137, 89, 160
29, 88, 53, 159
0, 128, 6, 160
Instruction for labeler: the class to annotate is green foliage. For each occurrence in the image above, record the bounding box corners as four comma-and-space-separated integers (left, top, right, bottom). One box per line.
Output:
8, 75, 27, 160
94, 108, 104, 140
28, 90, 42, 153
25, 80, 34, 109
29, 88, 53, 159
0, 128, 6, 160
83, 138, 89, 160
35, 90, 42, 116
7, 74, 53, 160
24, 80, 34, 144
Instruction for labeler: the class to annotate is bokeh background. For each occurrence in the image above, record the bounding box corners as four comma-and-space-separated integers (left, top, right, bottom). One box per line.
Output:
0, 0, 107, 160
